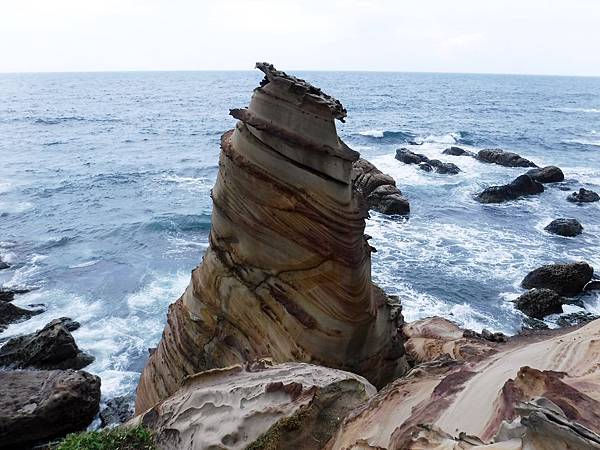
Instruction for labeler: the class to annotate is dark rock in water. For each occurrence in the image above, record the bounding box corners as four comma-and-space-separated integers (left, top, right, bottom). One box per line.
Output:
567, 188, 600, 203
558, 185, 572, 191
475, 175, 544, 203
556, 312, 600, 328
544, 218, 583, 237
463, 328, 507, 343
521, 316, 549, 331
0, 369, 100, 448
0, 302, 42, 331
521, 262, 594, 297
443, 146, 475, 157
0, 260, 9, 271
47, 316, 81, 332
514, 288, 565, 319
352, 158, 410, 215
0, 319, 93, 370
584, 280, 600, 291
525, 166, 565, 183
100, 394, 135, 427
476, 149, 538, 168
407, 140, 423, 146
395, 148, 428, 165
0, 288, 31, 302
418, 162, 433, 172
428, 159, 461, 175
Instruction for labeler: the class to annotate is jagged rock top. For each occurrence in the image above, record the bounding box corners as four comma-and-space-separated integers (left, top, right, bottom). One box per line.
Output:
255, 62, 347, 122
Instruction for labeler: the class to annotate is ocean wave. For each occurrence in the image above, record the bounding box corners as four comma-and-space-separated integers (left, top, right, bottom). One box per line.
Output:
162, 174, 212, 192
145, 213, 212, 233
33, 116, 121, 125
556, 107, 600, 114
564, 138, 600, 147
69, 260, 100, 269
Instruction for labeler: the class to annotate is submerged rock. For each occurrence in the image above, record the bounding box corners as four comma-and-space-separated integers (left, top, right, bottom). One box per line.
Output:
514, 288, 565, 319
477, 148, 538, 168
521, 262, 593, 297
442, 146, 475, 157
526, 165, 565, 183
567, 188, 600, 203
135, 63, 410, 413
544, 218, 583, 237
352, 158, 410, 215
0, 319, 93, 370
0, 302, 41, 331
0, 369, 100, 448
131, 361, 374, 450
475, 174, 544, 203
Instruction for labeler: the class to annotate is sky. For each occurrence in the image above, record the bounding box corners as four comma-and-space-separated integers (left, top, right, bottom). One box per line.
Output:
1, 0, 599, 76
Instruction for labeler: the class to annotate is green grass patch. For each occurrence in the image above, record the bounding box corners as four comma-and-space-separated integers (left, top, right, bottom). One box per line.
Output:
55, 425, 155, 450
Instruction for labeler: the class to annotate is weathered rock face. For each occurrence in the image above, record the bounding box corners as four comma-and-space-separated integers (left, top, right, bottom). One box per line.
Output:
0, 319, 93, 370
136, 63, 409, 413
514, 288, 565, 319
568, 188, 600, 203
0, 369, 100, 448
526, 165, 565, 183
352, 158, 410, 215
545, 218, 583, 237
476, 174, 544, 203
521, 262, 593, 297
325, 317, 600, 450
130, 361, 375, 450
477, 149, 538, 168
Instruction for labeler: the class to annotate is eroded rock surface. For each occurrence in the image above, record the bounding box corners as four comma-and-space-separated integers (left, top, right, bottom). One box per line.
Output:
514, 288, 565, 319
352, 158, 410, 215
325, 317, 600, 450
131, 361, 375, 450
136, 63, 409, 413
477, 149, 538, 168
0, 369, 100, 448
476, 174, 544, 203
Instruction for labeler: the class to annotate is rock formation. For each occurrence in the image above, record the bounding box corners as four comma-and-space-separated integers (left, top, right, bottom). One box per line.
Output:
352, 158, 409, 215
136, 63, 409, 413
521, 261, 593, 296
526, 165, 565, 183
0, 369, 100, 448
443, 146, 475, 157
545, 218, 583, 237
325, 317, 600, 449
476, 174, 544, 203
395, 148, 461, 174
477, 148, 538, 167
513, 288, 565, 319
0, 301, 42, 331
567, 188, 600, 203
131, 360, 375, 450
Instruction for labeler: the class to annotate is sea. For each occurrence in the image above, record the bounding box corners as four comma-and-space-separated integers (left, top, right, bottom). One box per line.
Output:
1, 71, 599, 404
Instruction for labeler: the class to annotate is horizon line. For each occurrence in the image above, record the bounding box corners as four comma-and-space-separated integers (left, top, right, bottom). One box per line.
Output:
1, 68, 599, 79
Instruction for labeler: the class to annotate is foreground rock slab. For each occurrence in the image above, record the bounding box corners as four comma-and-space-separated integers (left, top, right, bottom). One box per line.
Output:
326, 317, 600, 449
0, 369, 100, 448
131, 361, 374, 450
545, 218, 583, 237
352, 158, 409, 215
0, 319, 93, 370
477, 148, 538, 167
476, 174, 544, 203
521, 261, 593, 297
136, 63, 409, 412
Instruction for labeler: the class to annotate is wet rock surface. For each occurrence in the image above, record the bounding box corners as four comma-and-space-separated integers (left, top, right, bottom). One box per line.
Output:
442, 146, 475, 157
567, 188, 600, 203
476, 148, 538, 167
545, 218, 583, 237
526, 165, 565, 183
395, 149, 461, 174
352, 158, 410, 215
514, 288, 565, 319
0, 288, 31, 302
0, 319, 93, 370
100, 394, 135, 428
476, 174, 544, 203
0, 369, 100, 448
521, 262, 594, 297
0, 302, 42, 332
556, 312, 600, 328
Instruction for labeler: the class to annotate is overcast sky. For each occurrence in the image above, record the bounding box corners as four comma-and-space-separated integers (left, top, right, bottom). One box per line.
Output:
1, 0, 599, 75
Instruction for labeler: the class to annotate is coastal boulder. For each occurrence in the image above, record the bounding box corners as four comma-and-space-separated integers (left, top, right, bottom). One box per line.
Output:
544, 218, 583, 237
0, 302, 41, 331
443, 146, 475, 157
0, 319, 93, 370
475, 175, 544, 203
0, 288, 30, 302
131, 361, 375, 450
526, 166, 565, 183
477, 149, 538, 168
428, 159, 461, 174
0, 259, 9, 271
352, 158, 410, 215
567, 188, 600, 203
521, 262, 593, 297
395, 148, 427, 165
0, 369, 100, 448
514, 288, 564, 319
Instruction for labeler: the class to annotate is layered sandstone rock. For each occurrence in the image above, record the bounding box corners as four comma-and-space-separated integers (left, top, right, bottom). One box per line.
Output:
130, 360, 375, 450
326, 317, 600, 449
136, 63, 409, 413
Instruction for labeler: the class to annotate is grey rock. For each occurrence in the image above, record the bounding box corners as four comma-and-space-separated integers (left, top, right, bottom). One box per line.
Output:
443, 146, 475, 157
395, 148, 428, 165
0, 288, 31, 302
544, 218, 583, 237
418, 162, 433, 172
0, 302, 42, 331
521, 262, 594, 297
522, 316, 549, 331
526, 166, 565, 183
514, 288, 565, 319
477, 149, 538, 168
100, 394, 135, 428
556, 312, 600, 328
352, 158, 410, 215
476, 175, 544, 203
567, 188, 600, 203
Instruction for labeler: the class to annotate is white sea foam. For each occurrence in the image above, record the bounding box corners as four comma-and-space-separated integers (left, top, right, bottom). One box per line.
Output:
557, 107, 600, 114
421, 132, 460, 145
564, 138, 600, 147
68, 260, 100, 269
162, 175, 211, 192
0, 201, 33, 214
358, 129, 385, 138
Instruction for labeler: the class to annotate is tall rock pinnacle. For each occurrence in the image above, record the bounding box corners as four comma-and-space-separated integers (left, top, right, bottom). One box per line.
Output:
135, 63, 409, 413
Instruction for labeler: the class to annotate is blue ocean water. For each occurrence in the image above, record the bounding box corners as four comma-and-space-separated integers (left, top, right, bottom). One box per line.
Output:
1, 71, 599, 402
